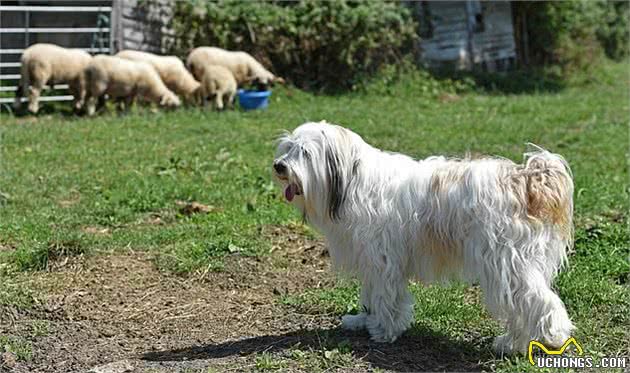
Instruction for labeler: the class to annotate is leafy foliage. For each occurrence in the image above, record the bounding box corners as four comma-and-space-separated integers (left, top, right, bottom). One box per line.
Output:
515, 1, 629, 73
596, 0, 630, 60
168, 0, 418, 91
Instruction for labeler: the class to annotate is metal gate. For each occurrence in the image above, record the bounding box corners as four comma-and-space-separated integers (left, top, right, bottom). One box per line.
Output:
0, 4, 113, 106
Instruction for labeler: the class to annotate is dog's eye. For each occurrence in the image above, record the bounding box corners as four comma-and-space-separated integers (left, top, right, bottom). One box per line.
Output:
301, 148, 310, 160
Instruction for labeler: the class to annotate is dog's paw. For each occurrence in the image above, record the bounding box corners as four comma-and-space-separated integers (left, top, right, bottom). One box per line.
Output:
369, 331, 399, 343
341, 313, 367, 331
541, 331, 572, 351
366, 315, 402, 343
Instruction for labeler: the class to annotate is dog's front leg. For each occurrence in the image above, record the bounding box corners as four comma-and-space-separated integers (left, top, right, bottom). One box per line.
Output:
350, 246, 415, 343
341, 281, 372, 331
364, 274, 414, 342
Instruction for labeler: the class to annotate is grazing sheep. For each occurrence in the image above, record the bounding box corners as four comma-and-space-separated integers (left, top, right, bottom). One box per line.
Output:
199, 65, 237, 110
83, 55, 180, 116
13, 43, 92, 114
116, 50, 201, 104
186, 47, 284, 89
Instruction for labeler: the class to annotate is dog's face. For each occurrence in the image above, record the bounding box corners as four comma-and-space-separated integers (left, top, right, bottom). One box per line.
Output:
272, 128, 311, 206
273, 122, 361, 221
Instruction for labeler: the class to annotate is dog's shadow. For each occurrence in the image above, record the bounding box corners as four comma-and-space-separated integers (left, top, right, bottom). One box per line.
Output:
141, 326, 495, 372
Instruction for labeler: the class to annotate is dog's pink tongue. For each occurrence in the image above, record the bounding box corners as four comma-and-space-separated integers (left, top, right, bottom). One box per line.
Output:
285, 183, 297, 202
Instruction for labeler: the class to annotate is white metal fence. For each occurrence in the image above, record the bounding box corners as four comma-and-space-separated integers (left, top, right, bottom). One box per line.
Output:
0, 5, 113, 105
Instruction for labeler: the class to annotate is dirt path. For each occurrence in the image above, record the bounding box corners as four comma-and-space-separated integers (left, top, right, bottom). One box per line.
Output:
1, 226, 485, 372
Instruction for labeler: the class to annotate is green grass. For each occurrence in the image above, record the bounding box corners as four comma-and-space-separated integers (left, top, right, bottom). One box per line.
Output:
253, 334, 361, 372
0, 270, 36, 310
0, 335, 33, 362
1, 61, 628, 371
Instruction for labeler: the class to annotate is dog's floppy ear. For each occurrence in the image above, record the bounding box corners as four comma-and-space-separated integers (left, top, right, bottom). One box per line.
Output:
325, 144, 348, 221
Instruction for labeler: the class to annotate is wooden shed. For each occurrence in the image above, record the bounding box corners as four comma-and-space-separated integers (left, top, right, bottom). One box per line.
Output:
413, 1, 516, 71
111, 0, 173, 53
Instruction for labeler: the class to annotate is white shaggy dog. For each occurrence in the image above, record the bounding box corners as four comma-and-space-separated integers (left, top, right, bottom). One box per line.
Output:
273, 121, 575, 355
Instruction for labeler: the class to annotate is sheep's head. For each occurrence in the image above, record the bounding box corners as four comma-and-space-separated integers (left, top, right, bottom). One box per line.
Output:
252, 73, 285, 91
160, 92, 181, 108
185, 84, 204, 106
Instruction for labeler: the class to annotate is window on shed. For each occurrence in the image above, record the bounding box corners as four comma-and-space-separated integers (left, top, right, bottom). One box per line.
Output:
471, 0, 485, 33
418, 1, 434, 39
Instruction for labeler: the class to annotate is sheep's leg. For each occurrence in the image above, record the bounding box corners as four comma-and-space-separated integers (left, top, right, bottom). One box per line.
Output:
227, 92, 235, 109
116, 96, 134, 114
69, 82, 82, 113
27, 65, 49, 114
85, 95, 98, 116
13, 64, 28, 110
13, 86, 24, 110
123, 95, 135, 113
68, 83, 78, 111
214, 92, 224, 111
96, 95, 107, 112
27, 83, 43, 114
71, 76, 87, 112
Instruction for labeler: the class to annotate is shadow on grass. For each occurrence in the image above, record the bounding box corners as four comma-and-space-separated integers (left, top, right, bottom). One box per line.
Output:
0, 102, 77, 117
141, 326, 494, 372
432, 67, 567, 95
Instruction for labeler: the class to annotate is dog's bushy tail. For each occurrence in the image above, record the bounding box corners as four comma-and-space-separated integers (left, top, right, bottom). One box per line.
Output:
522, 144, 574, 245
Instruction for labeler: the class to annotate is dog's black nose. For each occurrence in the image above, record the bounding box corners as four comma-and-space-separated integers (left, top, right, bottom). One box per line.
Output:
274, 161, 287, 175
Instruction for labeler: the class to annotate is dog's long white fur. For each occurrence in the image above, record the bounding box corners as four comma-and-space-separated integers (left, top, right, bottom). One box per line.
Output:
274, 121, 574, 354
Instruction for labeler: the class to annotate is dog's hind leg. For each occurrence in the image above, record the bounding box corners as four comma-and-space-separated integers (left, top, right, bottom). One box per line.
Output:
512, 269, 573, 353
475, 235, 574, 355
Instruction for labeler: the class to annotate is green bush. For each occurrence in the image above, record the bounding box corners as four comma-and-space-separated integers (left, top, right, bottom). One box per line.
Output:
597, 0, 630, 60
167, 0, 418, 91
515, 1, 629, 73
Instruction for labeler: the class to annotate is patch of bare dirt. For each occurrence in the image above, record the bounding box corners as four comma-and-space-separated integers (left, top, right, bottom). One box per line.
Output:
1, 225, 486, 372
0, 225, 336, 372
175, 201, 222, 216
437, 93, 461, 103
58, 189, 81, 209
81, 227, 111, 236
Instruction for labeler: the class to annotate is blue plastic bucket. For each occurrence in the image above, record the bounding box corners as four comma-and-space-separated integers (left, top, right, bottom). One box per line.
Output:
238, 89, 271, 110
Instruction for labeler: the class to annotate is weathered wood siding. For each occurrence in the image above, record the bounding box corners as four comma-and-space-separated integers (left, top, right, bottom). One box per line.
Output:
418, 1, 515, 70
113, 0, 173, 53
470, 1, 515, 70
418, 1, 469, 67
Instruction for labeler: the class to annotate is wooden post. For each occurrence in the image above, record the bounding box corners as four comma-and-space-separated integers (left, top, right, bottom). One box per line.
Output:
111, 0, 123, 53
464, 0, 476, 70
